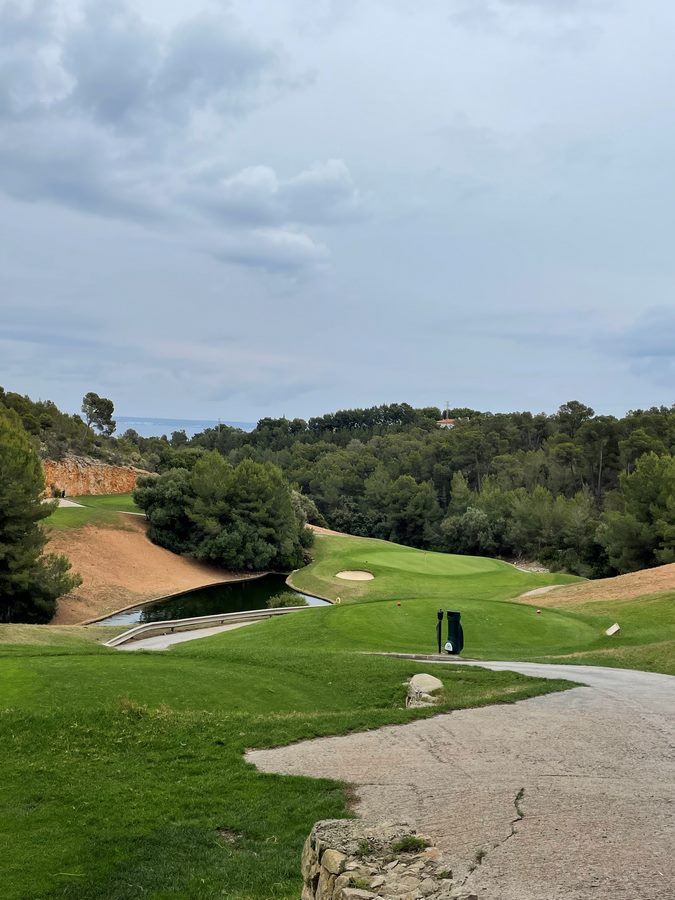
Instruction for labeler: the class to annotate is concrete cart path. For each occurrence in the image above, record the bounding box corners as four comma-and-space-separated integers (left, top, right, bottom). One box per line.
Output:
248, 660, 675, 900
118, 621, 251, 651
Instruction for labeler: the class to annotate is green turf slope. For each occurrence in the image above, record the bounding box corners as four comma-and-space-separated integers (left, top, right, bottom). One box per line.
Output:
0, 618, 570, 900
289, 534, 674, 674
290, 533, 581, 604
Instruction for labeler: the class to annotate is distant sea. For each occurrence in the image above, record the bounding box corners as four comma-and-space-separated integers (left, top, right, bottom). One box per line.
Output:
116, 416, 255, 438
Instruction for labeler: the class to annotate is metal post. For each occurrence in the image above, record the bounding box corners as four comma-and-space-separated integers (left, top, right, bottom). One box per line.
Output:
436, 608, 443, 654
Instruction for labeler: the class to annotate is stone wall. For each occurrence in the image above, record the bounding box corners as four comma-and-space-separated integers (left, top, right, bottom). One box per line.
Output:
43, 456, 149, 497
301, 820, 473, 900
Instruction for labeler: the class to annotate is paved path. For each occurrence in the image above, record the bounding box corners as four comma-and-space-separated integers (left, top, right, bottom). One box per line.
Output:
118, 621, 251, 651
248, 660, 675, 899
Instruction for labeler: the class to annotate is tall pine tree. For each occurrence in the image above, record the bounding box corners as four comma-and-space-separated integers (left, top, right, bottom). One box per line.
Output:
0, 405, 80, 622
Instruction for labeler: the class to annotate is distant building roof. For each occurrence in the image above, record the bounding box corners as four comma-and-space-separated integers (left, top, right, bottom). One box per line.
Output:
437, 418, 456, 427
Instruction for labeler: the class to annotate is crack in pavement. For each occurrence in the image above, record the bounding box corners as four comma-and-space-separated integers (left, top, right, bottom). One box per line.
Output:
459, 787, 526, 892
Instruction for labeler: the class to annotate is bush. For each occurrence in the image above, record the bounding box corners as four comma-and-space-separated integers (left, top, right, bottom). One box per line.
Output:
135, 453, 307, 572
266, 592, 308, 608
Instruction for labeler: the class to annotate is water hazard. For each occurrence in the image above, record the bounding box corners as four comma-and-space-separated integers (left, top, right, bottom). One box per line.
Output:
94, 573, 328, 627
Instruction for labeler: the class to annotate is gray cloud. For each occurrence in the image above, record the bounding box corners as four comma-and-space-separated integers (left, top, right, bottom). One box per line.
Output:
0, 0, 361, 273
212, 227, 330, 274
597, 309, 675, 389
2, 0, 674, 422
198, 159, 363, 227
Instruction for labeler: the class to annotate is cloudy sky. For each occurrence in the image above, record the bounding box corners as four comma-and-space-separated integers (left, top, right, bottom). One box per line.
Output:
1, 0, 673, 422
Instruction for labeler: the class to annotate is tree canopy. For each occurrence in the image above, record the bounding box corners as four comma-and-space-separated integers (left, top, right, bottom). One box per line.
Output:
134, 453, 309, 572
0, 406, 80, 623
81, 392, 116, 436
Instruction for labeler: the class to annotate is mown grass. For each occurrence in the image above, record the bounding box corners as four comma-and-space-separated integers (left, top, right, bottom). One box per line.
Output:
290, 535, 674, 674
0, 624, 124, 648
0, 609, 572, 899
70, 493, 142, 514
530, 592, 675, 675
3, 531, 670, 898
289, 534, 581, 604
44, 505, 131, 530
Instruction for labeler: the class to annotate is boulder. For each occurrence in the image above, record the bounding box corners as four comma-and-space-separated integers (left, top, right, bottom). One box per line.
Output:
407, 674, 444, 707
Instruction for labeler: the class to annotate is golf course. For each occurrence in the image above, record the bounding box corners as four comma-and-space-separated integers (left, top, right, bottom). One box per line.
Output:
2, 527, 673, 898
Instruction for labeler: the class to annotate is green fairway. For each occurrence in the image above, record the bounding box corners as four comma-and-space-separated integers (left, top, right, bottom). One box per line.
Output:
0, 619, 571, 900
289, 533, 581, 604
289, 534, 674, 674
71, 493, 142, 513
44, 495, 142, 530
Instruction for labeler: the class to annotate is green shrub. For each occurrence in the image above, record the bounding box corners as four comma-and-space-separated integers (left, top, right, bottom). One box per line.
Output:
391, 835, 430, 853
266, 592, 308, 609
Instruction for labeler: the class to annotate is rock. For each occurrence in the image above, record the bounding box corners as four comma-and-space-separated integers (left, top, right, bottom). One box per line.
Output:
42, 456, 147, 498
317, 867, 335, 897
408, 674, 444, 695
302, 836, 318, 878
302, 819, 456, 900
407, 674, 444, 707
322, 849, 348, 875
337, 890, 380, 900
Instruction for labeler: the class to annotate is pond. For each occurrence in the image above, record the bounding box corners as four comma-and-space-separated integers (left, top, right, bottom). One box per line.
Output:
93, 573, 328, 626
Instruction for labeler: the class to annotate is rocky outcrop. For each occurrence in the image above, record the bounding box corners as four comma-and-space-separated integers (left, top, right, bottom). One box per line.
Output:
301, 820, 466, 900
42, 456, 149, 497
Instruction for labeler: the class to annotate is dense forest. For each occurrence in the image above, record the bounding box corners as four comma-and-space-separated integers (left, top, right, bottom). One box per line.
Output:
125, 400, 674, 577
3, 386, 673, 577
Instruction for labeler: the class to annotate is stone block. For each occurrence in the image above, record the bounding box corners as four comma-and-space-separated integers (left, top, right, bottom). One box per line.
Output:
323, 849, 348, 875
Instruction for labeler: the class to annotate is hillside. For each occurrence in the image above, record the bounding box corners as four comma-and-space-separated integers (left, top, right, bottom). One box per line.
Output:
46, 514, 242, 624
520, 563, 675, 606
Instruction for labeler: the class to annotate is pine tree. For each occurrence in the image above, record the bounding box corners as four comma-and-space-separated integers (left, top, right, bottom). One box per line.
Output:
0, 406, 80, 622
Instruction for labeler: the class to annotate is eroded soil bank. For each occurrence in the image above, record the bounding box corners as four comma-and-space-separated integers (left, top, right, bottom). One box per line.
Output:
519, 562, 675, 606
48, 517, 249, 624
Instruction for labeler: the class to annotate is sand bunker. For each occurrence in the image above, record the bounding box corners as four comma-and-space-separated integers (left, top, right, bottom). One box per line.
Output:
335, 570, 374, 581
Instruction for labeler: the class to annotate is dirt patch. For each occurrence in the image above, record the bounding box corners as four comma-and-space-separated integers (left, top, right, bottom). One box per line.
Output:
48, 517, 248, 624
308, 524, 355, 537
519, 563, 675, 607
335, 570, 374, 581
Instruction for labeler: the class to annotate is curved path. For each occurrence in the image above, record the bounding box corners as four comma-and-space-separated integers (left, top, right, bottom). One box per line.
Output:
248, 660, 675, 899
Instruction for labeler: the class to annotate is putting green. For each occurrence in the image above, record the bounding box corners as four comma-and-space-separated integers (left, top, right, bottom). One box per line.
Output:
289, 534, 675, 673
290, 533, 579, 605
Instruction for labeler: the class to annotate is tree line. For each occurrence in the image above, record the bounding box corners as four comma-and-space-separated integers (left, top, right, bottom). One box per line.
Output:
121, 400, 674, 577
2, 386, 673, 587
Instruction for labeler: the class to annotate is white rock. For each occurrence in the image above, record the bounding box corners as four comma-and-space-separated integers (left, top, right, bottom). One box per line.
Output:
408, 674, 444, 695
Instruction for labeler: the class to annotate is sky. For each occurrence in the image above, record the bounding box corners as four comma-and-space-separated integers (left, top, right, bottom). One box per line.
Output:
1, 0, 674, 422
